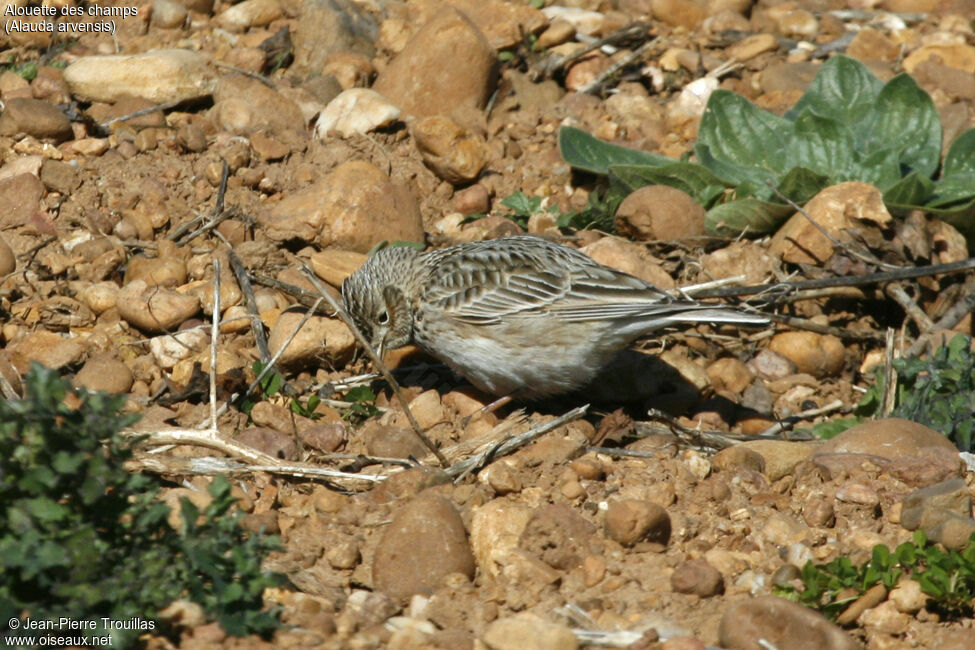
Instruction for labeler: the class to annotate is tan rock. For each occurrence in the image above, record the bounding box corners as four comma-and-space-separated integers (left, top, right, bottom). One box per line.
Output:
314, 89, 401, 138
0, 173, 44, 229
73, 353, 134, 393
309, 248, 367, 288
470, 499, 533, 578
652, 0, 706, 29
9, 331, 85, 373
211, 75, 306, 141
483, 614, 578, 650
266, 308, 355, 368
768, 331, 845, 378
707, 357, 755, 394
373, 9, 495, 119
117, 280, 201, 333
615, 185, 706, 240
580, 236, 675, 289
0, 98, 72, 141
903, 43, 975, 75
124, 242, 188, 288
769, 182, 892, 265
215, 0, 282, 31
63, 49, 217, 103
846, 27, 901, 63
0, 237, 14, 276
815, 418, 957, 460
412, 115, 491, 184
738, 440, 820, 480
726, 33, 778, 61
261, 161, 423, 251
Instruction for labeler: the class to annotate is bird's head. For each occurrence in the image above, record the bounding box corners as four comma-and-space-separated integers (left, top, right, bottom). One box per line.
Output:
341, 246, 421, 358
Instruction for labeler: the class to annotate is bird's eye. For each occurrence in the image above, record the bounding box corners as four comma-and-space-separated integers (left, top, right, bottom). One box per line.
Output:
378, 311, 389, 325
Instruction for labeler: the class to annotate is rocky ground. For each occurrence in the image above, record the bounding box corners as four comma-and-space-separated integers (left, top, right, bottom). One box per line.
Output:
3, 0, 975, 648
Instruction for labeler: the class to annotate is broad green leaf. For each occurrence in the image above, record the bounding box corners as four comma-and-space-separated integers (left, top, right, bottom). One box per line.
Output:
856, 146, 904, 190
696, 90, 792, 185
790, 112, 857, 181
943, 128, 975, 177
858, 73, 942, 178
884, 171, 934, 208
925, 174, 975, 208
608, 162, 728, 207
776, 165, 831, 203
558, 126, 672, 174
704, 198, 793, 236
786, 55, 883, 123
24, 497, 69, 523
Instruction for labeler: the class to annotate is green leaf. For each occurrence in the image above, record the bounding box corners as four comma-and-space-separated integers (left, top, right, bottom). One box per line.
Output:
500, 191, 544, 216
696, 90, 793, 189
884, 171, 935, 209
345, 385, 376, 403
776, 165, 831, 204
858, 73, 942, 179
704, 197, 794, 237
558, 126, 673, 175
786, 55, 884, 123
943, 128, 975, 177
790, 112, 858, 181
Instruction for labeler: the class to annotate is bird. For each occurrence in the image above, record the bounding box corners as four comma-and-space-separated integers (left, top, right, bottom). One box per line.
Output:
341, 235, 769, 399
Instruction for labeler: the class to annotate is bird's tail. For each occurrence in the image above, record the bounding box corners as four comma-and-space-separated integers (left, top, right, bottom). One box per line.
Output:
661, 304, 769, 327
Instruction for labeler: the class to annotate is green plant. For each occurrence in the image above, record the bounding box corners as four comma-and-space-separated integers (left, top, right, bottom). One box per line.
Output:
0, 59, 38, 81
0, 365, 282, 646
805, 335, 975, 450
776, 531, 975, 620
559, 55, 975, 238
343, 385, 380, 422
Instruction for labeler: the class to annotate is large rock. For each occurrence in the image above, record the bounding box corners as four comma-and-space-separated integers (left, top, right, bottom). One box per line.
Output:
0, 98, 72, 141
372, 492, 475, 602
211, 75, 307, 142
373, 8, 495, 119
815, 418, 957, 460
0, 173, 44, 229
63, 49, 218, 103
260, 161, 423, 251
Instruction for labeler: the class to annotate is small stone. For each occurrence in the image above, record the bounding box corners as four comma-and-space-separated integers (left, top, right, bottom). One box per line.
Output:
903, 43, 975, 75
726, 33, 778, 61
652, 0, 706, 29
604, 499, 670, 547
0, 237, 14, 276
837, 583, 887, 626
671, 558, 724, 597
237, 427, 298, 460
931, 512, 975, 551
836, 483, 880, 508
151, 0, 188, 28
39, 159, 80, 194
314, 89, 402, 138
816, 418, 958, 460
9, 331, 85, 373
0, 98, 72, 141
737, 440, 819, 481
308, 249, 367, 288
483, 613, 578, 650
720, 596, 860, 650
297, 423, 345, 453
117, 280, 201, 333
453, 184, 490, 215
712, 446, 765, 474
215, 0, 282, 31
802, 499, 835, 528
518, 504, 596, 570
748, 348, 797, 380
707, 357, 755, 395
373, 493, 475, 603
73, 353, 134, 394
266, 309, 355, 369
580, 236, 675, 289
768, 332, 845, 378
412, 116, 491, 184
615, 185, 706, 241
249, 133, 289, 161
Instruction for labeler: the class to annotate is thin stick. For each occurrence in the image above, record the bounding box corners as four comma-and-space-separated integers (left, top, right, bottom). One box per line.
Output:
297, 262, 450, 468
446, 405, 589, 479
579, 38, 656, 94
886, 282, 934, 332
129, 453, 386, 485
535, 22, 649, 79
252, 273, 327, 310
98, 98, 181, 129
767, 312, 883, 342
905, 273, 975, 357
209, 259, 221, 429
692, 257, 975, 299
881, 328, 897, 417
755, 399, 845, 438
227, 248, 270, 363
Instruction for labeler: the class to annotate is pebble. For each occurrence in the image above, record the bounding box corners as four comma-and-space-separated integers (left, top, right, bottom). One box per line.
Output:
150, 0, 188, 28
518, 503, 596, 570
483, 614, 578, 650
737, 440, 819, 481
0, 173, 45, 229
816, 418, 958, 459
266, 309, 355, 369
149, 329, 209, 369
237, 427, 299, 460
932, 512, 975, 551
8, 331, 85, 373
541, 6, 604, 35
614, 185, 706, 241
725, 33, 779, 61
39, 159, 79, 195
836, 483, 880, 507
768, 331, 845, 378
412, 116, 491, 184
671, 558, 724, 597
117, 280, 201, 333
770, 182, 892, 265
903, 43, 975, 75
433, 0, 546, 51
0, 98, 72, 141
802, 499, 835, 528
719, 596, 861, 650
63, 49, 218, 103
580, 236, 675, 289
314, 89, 402, 138
261, 161, 423, 251
651, 0, 706, 29
215, 0, 282, 31
308, 248, 367, 288
0, 237, 14, 276
748, 348, 797, 381
888, 578, 926, 614
290, 0, 377, 78
73, 353, 134, 394
604, 499, 670, 546
470, 499, 533, 579
452, 184, 490, 215
706, 357, 755, 395
212, 76, 306, 141
837, 583, 887, 626
373, 9, 495, 118
297, 423, 346, 453
712, 446, 765, 474
372, 493, 475, 603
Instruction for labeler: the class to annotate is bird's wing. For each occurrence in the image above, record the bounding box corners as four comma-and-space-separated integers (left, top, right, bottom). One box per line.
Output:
422, 239, 677, 325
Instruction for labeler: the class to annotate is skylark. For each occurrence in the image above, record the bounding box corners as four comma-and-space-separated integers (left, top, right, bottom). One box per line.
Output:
341, 235, 768, 398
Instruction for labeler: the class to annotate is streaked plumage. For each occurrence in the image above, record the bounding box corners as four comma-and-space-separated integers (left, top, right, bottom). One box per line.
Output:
341, 236, 768, 398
